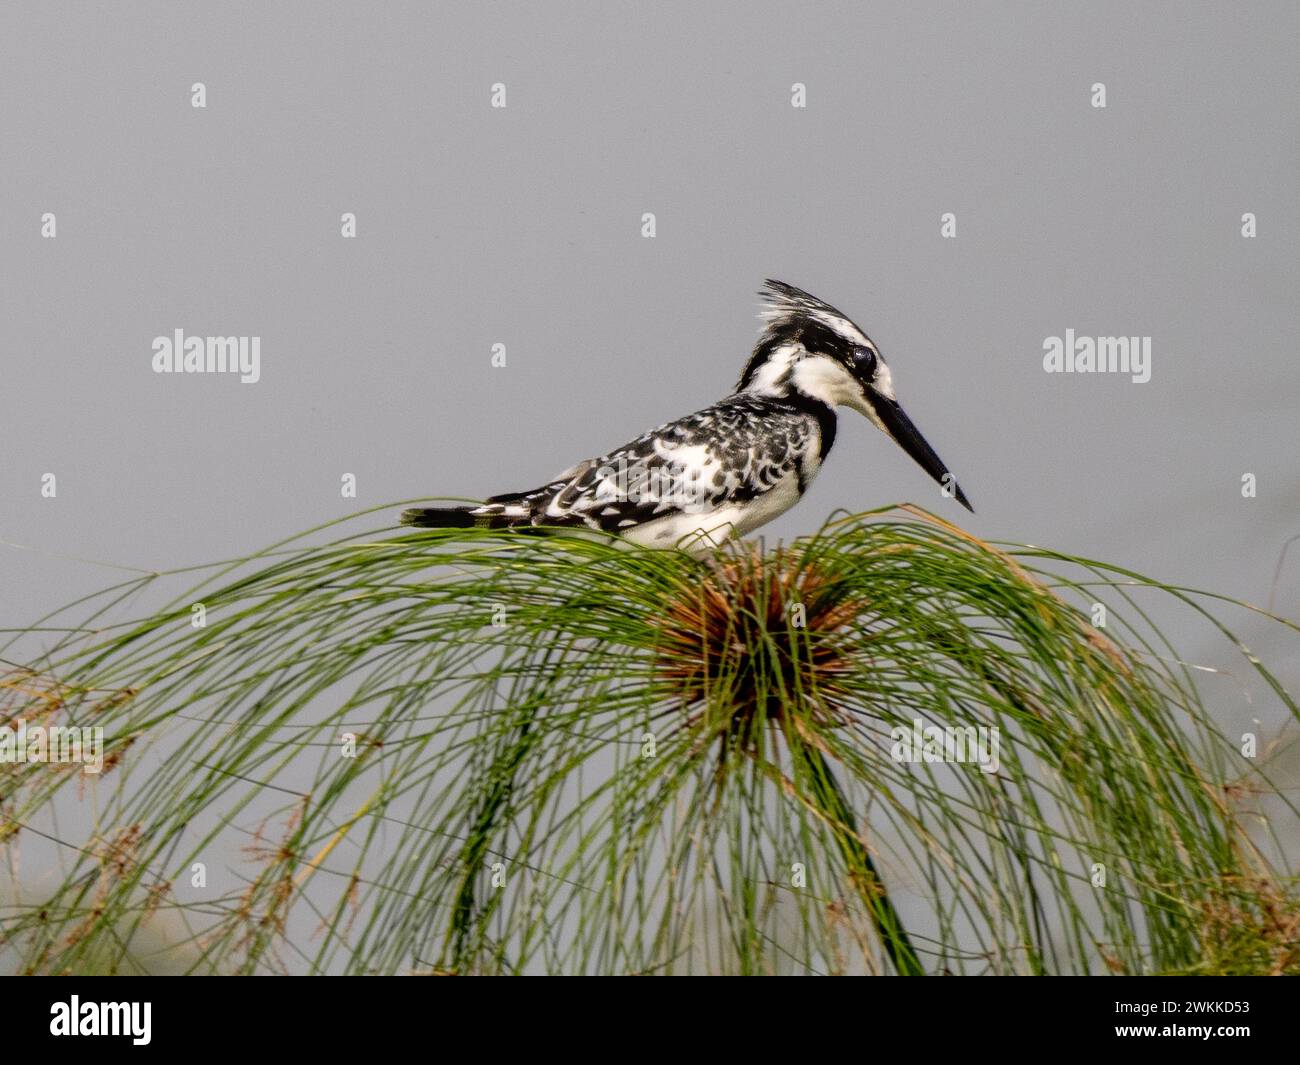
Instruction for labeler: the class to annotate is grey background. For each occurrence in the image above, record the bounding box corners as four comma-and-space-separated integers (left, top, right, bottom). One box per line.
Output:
1, 5, 1296, 766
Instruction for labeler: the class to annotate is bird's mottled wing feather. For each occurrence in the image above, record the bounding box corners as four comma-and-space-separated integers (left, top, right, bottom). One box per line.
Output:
480, 394, 818, 533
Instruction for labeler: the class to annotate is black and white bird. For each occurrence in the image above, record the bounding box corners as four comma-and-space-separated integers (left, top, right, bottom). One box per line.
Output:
402, 280, 972, 555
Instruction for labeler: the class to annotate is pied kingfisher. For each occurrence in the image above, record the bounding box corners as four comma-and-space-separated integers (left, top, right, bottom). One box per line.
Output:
402, 280, 972, 554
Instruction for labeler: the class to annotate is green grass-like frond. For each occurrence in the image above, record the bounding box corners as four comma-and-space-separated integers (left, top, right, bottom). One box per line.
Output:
1, 504, 1296, 975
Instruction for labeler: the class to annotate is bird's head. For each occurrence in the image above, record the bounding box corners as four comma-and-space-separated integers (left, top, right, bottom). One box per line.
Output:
738, 279, 972, 512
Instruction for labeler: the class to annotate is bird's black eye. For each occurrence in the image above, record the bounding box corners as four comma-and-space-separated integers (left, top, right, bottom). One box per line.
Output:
853, 347, 877, 376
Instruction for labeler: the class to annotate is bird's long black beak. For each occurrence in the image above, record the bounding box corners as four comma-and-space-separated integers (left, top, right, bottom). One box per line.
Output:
868, 394, 973, 513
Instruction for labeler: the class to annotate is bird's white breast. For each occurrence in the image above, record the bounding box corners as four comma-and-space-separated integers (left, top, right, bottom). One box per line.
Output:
621, 441, 821, 555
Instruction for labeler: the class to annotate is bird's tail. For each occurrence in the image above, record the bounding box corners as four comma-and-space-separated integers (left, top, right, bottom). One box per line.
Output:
402, 494, 545, 532
399, 506, 482, 529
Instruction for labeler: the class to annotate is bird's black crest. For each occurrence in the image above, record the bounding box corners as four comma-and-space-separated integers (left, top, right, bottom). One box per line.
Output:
737, 280, 866, 391
758, 279, 855, 329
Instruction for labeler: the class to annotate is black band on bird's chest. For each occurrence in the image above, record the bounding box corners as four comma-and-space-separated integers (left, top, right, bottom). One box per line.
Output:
783, 393, 837, 460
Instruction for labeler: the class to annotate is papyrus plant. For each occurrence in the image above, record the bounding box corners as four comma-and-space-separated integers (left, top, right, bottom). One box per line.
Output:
2, 504, 1296, 974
